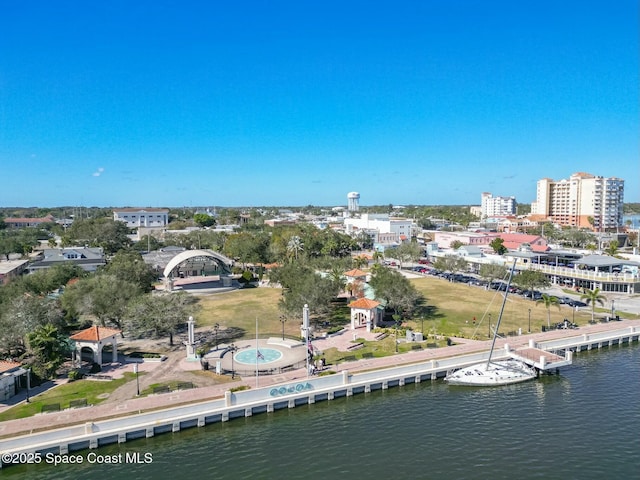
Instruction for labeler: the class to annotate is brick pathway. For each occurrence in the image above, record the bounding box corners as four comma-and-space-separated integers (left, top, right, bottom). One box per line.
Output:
1, 319, 638, 440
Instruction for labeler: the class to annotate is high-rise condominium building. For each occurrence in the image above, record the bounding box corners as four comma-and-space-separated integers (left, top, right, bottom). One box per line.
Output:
480, 192, 517, 218
530, 172, 624, 230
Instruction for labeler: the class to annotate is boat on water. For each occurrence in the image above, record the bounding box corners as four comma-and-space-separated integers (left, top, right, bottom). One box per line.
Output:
445, 260, 537, 387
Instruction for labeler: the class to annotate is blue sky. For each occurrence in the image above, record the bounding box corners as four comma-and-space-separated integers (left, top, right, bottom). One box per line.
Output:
1, 1, 637, 208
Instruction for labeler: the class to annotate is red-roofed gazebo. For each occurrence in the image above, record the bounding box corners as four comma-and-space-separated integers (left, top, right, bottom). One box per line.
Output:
69, 326, 121, 366
348, 298, 382, 332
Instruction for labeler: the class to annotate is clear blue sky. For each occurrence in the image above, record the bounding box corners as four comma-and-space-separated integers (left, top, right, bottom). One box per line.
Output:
1, 1, 637, 208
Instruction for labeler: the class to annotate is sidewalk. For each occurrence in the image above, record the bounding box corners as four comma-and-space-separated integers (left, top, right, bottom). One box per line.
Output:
1, 319, 638, 439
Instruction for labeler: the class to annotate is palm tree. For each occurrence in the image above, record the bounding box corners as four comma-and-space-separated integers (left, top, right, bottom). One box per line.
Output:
286, 235, 304, 261
372, 250, 384, 264
604, 240, 619, 257
328, 266, 346, 294
535, 294, 560, 327
580, 288, 606, 323
352, 255, 368, 269
26, 323, 67, 379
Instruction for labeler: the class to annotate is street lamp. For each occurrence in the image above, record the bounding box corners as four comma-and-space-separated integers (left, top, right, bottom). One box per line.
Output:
280, 315, 286, 340
611, 299, 615, 320
214, 323, 220, 350
133, 363, 140, 396
25, 368, 31, 403
230, 343, 237, 379
528, 309, 531, 333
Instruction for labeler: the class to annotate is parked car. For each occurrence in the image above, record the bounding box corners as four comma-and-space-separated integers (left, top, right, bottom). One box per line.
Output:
567, 300, 587, 307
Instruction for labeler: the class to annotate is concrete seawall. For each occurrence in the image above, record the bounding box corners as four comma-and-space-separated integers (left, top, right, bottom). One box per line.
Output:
1, 324, 638, 467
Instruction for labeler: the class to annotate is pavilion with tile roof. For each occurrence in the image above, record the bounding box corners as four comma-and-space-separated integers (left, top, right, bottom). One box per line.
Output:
348, 297, 383, 332
69, 326, 121, 366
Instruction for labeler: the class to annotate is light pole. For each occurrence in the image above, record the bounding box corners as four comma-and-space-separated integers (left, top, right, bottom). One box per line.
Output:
611, 299, 615, 320
421, 316, 425, 335
393, 315, 400, 353
133, 363, 140, 396
528, 309, 531, 333
214, 323, 220, 350
25, 368, 31, 403
230, 344, 237, 379
280, 315, 286, 340
488, 313, 492, 338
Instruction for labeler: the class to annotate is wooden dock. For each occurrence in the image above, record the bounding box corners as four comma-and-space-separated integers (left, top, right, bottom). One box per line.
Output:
508, 346, 573, 371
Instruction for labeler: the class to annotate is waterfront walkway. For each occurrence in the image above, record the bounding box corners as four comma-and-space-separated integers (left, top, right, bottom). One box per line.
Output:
1, 319, 639, 440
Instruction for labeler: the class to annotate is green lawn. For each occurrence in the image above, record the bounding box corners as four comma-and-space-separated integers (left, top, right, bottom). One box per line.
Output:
193, 278, 613, 342
409, 277, 595, 338
0, 373, 139, 422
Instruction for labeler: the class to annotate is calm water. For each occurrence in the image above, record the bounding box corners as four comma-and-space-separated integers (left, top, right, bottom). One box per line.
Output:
3, 344, 639, 480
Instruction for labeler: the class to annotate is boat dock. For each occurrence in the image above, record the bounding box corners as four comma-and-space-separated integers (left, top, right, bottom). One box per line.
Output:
1, 323, 639, 467
507, 343, 573, 371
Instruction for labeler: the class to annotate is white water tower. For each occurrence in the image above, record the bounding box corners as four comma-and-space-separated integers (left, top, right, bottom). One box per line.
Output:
347, 192, 360, 212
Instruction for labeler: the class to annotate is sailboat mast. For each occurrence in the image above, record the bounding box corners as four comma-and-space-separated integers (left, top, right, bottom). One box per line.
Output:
486, 258, 518, 369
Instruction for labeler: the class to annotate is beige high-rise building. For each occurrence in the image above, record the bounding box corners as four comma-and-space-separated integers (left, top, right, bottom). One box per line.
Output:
530, 172, 624, 230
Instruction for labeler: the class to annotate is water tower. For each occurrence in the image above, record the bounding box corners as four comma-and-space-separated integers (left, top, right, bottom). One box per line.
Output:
347, 192, 360, 212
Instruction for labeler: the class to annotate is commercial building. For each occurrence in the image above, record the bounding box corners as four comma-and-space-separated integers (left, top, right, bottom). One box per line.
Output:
113, 208, 169, 228
531, 173, 624, 231
344, 214, 414, 247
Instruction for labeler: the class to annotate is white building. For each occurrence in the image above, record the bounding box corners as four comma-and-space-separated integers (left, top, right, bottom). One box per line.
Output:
113, 208, 169, 228
531, 173, 624, 231
481, 192, 516, 218
344, 213, 414, 244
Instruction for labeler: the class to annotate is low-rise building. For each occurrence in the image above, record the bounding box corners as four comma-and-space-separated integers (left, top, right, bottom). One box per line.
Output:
0, 259, 29, 285
3, 215, 55, 229
113, 208, 169, 228
27, 247, 106, 273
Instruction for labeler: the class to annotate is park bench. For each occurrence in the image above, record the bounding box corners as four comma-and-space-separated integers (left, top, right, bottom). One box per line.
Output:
69, 399, 88, 409
41, 403, 61, 413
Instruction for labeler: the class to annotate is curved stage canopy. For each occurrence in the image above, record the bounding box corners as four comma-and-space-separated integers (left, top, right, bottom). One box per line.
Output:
163, 249, 233, 278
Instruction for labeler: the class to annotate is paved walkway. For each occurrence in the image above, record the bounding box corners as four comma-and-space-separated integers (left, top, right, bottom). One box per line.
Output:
1, 318, 638, 440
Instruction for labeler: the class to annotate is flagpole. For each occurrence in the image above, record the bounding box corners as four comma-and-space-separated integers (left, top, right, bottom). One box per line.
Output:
255, 317, 259, 388
303, 304, 310, 378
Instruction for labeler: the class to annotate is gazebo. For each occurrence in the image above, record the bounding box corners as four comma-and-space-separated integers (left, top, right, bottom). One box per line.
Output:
348, 298, 382, 332
344, 268, 368, 282
69, 326, 122, 366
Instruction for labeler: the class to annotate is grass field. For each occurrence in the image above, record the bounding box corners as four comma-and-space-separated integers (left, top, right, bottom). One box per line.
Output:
196, 287, 296, 337
193, 276, 602, 342
409, 277, 591, 338
0, 373, 139, 423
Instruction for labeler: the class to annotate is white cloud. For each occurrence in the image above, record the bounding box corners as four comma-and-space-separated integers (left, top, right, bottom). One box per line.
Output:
92, 167, 105, 177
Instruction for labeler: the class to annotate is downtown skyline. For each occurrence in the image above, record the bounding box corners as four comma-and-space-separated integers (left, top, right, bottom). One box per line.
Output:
1, 1, 638, 208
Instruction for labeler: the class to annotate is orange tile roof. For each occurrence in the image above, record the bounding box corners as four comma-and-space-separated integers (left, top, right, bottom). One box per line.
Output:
348, 298, 381, 309
69, 326, 121, 342
344, 269, 368, 277
0, 360, 22, 374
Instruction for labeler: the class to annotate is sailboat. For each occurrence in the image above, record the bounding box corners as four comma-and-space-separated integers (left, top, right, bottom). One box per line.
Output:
444, 260, 536, 386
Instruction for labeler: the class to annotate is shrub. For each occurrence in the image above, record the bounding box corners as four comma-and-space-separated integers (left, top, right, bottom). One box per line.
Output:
68, 370, 83, 381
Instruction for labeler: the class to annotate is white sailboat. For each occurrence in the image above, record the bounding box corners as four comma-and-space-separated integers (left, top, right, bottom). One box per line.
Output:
444, 260, 536, 386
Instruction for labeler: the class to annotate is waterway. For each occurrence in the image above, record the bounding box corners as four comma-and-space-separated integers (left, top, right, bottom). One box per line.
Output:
3, 344, 639, 479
